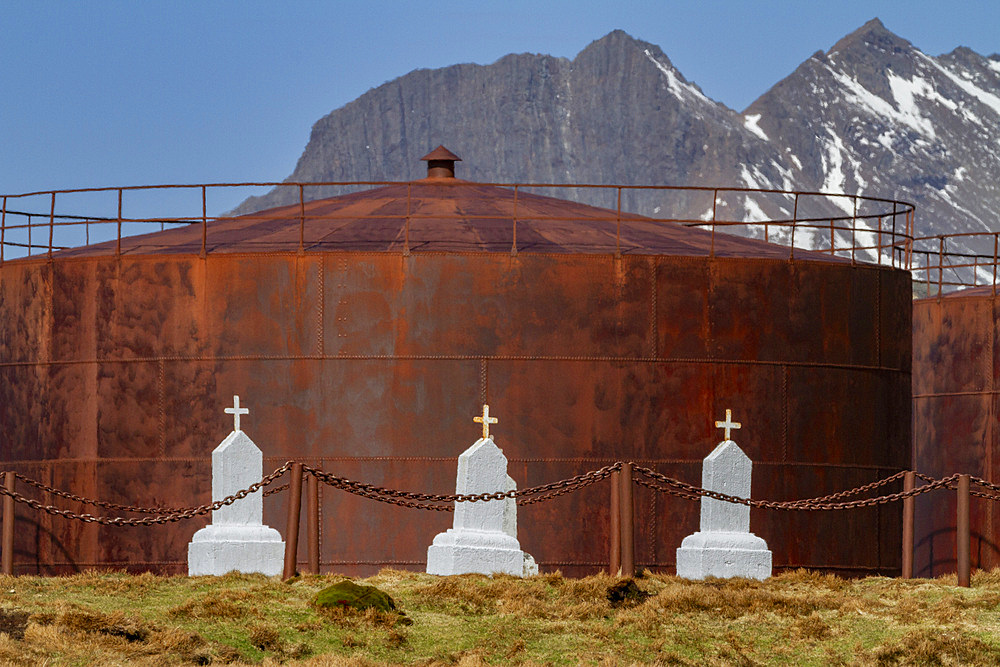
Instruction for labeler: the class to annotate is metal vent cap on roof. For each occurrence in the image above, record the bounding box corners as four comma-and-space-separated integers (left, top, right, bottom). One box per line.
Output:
420, 145, 462, 179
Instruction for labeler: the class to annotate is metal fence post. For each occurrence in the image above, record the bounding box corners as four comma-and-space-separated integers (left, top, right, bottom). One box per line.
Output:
902, 471, 914, 579
957, 474, 971, 587
307, 472, 320, 575
609, 469, 621, 575
282, 463, 304, 580
2, 472, 14, 575
620, 462, 634, 577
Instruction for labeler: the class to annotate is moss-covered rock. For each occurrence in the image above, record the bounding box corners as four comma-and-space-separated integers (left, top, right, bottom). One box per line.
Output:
313, 580, 398, 613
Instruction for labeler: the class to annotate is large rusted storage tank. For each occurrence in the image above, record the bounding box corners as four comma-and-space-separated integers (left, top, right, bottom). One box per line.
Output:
0, 150, 913, 576
912, 236, 1000, 576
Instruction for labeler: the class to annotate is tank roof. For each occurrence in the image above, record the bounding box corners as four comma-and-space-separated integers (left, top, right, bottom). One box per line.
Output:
53, 180, 850, 261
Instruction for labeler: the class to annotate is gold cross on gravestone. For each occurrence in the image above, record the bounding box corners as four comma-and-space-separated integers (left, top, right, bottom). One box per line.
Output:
474, 404, 498, 440
225, 395, 249, 432
715, 408, 741, 441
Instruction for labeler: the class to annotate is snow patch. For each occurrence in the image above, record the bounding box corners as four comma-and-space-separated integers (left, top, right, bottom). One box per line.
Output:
888, 70, 957, 134
771, 161, 796, 192
744, 113, 769, 141
643, 49, 712, 105
825, 64, 951, 140
787, 153, 803, 171
954, 166, 967, 182
920, 52, 1000, 118
819, 128, 856, 215
744, 198, 769, 223
989, 60, 1000, 75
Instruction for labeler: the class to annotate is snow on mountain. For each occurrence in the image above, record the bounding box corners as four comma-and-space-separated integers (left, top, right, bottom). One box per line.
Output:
748, 18, 1000, 259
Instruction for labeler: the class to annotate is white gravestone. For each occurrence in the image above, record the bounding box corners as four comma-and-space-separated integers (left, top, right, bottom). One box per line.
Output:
188, 396, 285, 576
676, 410, 772, 580
426, 406, 536, 576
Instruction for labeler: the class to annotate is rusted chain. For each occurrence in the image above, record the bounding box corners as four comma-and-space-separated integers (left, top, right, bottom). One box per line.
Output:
971, 476, 1000, 495
263, 483, 290, 497
12, 472, 195, 514
0, 463, 292, 526
633, 465, 959, 510
303, 463, 623, 510
0, 460, 977, 526
634, 475, 701, 500
775, 470, 910, 507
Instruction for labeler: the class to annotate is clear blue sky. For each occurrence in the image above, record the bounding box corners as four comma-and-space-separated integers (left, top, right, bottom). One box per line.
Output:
2, 0, 998, 209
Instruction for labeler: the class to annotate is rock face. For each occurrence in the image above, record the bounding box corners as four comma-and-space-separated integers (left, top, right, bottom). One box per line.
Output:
233, 30, 775, 218
236, 21, 1000, 257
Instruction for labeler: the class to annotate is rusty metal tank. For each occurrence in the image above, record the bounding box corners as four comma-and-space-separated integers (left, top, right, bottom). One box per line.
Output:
912, 234, 1000, 577
0, 149, 914, 576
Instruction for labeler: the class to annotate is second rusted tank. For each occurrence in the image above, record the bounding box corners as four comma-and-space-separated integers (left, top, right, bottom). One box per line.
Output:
912, 235, 1000, 576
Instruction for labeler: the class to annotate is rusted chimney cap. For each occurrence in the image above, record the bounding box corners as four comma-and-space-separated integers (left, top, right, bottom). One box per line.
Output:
421, 146, 462, 162
420, 145, 462, 179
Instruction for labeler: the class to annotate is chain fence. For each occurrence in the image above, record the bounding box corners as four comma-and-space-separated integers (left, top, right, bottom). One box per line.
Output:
0, 463, 291, 526
0, 460, 998, 527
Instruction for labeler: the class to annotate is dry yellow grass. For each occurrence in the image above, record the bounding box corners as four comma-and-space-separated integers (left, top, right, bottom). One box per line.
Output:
0, 568, 998, 665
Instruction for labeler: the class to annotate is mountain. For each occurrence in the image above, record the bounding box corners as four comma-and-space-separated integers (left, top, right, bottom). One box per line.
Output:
748, 19, 1000, 257
235, 22, 1000, 260
233, 30, 782, 220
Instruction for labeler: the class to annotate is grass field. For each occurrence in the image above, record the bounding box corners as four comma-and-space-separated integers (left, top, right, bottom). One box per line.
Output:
0, 568, 999, 665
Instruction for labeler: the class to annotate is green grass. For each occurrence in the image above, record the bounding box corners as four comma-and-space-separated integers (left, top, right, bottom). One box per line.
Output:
0, 568, 1000, 665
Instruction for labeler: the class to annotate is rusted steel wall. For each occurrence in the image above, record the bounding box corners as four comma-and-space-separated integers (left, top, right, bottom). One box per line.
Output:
0, 251, 911, 576
912, 294, 999, 577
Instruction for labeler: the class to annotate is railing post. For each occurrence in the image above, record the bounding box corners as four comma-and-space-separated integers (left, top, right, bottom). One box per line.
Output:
891, 201, 898, 268
510, 185, 518, 256
609, 469, 621, 575
902, 471, 914, 579
993, 233, 998, 297
117, 189, 123, 258
2, 472, 14, 575
1, 195, 6, 265
877, 216, 884, 266
404, 183, 411, 257
615, 187, 622, 258
851, 196, 858, 265
619, 462, 634, 577
710, 189, 717, 258
307, 471, 319, 575
200, 186, 207, 259
938, 237, 945, 298
957, 474, 971, 587
788, 193, 798, 261
282, 462, 304, 580
48, 192, 55, 259
298, 185, 306, 255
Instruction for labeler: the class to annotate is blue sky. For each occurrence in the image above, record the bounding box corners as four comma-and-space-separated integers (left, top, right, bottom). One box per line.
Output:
2, 0, 998, 210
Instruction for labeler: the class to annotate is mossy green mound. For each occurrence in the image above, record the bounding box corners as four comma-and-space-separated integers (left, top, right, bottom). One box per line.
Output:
313, 580, 398, 613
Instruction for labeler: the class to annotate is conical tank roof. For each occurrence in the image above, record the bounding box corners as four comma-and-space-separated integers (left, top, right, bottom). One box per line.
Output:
53, 148, 845, 261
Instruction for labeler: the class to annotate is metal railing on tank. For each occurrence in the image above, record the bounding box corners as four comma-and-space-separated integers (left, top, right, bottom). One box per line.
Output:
1, 183, 915, 268
911, 232, 1000, 298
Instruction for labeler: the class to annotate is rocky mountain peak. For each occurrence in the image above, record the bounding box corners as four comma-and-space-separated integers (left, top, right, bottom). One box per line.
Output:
829, 17, 913, 57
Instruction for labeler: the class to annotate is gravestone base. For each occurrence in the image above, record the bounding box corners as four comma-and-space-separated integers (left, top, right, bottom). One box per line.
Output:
676, 531, 772, 581
188, 525, 284, 576
427, 529, 535, 576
